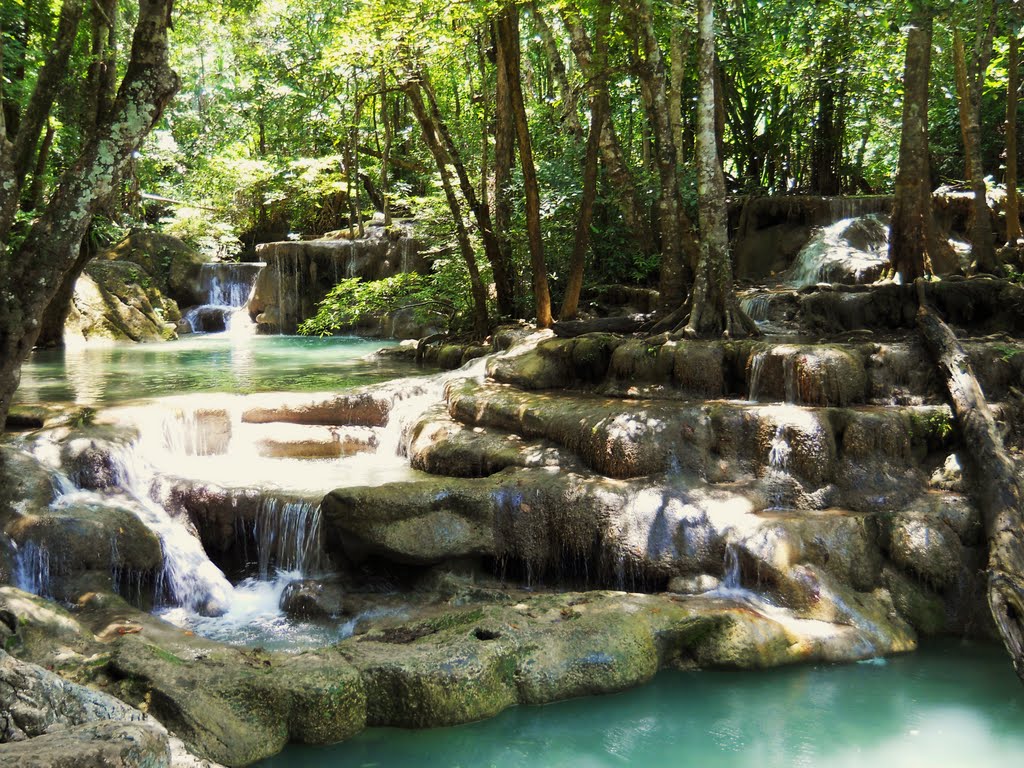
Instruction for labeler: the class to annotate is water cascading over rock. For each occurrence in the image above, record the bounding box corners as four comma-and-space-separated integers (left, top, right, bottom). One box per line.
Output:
182, 262, 265, 334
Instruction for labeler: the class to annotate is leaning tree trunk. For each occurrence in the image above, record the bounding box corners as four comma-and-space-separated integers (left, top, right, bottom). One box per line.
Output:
917, 285, 1024, 683
403, 82, 490, 338
682, 0, 757, 339
0, 0, 179, 431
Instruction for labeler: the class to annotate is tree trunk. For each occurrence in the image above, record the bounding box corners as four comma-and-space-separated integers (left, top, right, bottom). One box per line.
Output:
0, 0, 179, 431
889, 8, 939, 281
530, 2, 583, 141
496, 6, 552, 328
1008, 25, 1021, 245
917, 287, 1024, 684
683, 0, 757, 339
669, 27, 688, 169
559, 90, 603, 321
420, 68, 515, 318
561, 4, 657, 257
627, 0, 688, 312
0, 0, 86, 236
493, 18, 520, 318
403, 82, 490, 338
954, 21, 998, 272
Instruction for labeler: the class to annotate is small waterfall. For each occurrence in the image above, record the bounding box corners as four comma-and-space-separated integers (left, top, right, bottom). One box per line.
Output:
786, 214, 890, 288
748, 351, 768, 402
764, 425, 794, 510
739, 294, 773, 323
252, 498, 324, 579
13, 541, 52, 597
747, 348, 798, 403
186, 262, 264, 333
722, 543, 741, 590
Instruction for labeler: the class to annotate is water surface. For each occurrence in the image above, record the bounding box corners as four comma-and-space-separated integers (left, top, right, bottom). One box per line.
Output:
16, 335, 416, 406
260, 641, 1024, 768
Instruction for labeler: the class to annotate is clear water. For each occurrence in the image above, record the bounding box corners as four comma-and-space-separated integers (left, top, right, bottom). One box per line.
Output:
16, 335, 417, 407
259, 641, 1024, 768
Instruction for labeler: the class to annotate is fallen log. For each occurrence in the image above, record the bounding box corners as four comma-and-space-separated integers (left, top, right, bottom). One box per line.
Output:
551, 316, 646, 338
916, 280, 1024, 682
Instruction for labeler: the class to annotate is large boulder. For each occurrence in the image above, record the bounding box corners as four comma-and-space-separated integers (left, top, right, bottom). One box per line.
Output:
66, 261, 180, 344
100, 232, 208, 308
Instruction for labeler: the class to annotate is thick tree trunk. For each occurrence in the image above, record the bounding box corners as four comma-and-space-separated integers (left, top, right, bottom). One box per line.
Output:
404, 82, 490, 339
496, 7, 552, 328
683, 0, 757, 339
889, 9, 939, 281
561, 4, 657, 257
1008, 27, 1021, 245
0, 0, 179, 431
917, 288, 1024, 683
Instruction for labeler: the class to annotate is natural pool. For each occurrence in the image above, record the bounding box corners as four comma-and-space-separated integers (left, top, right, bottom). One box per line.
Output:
261, 641, 1024, 768
15, 334, 416, 406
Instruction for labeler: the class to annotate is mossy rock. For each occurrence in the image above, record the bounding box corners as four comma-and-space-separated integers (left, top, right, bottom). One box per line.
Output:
101, 231, 207, 307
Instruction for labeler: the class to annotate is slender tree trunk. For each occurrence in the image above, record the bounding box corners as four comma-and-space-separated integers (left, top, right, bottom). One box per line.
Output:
683, 0, 757, 339
1008, 25, 1021, 245
559, 93, 604, 321
0, 0, 86, 236
0, 0, 179, 430
531, 2, 583, 141
561, 4, 657, 257
889, 8, 939, 281
627, 0, 684, 311
954, 19, 998, 272
420, 68, 515, 318
493, 21, 520, 318
380, 77, 393, 225
496, 6, 552, 328
403, 82, 490, 338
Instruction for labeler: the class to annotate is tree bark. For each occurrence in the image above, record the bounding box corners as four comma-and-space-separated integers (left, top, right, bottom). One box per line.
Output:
1008, 24, 1021, 245
495, 6, 552, 328
0, 0, 180, 431
889, 8, 939, 281
683, 0, 757, 339
403, 81, 490, 338
917, 286, 1024, 684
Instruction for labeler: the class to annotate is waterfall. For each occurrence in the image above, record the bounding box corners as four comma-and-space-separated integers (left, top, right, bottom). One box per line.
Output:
722, 543, 741, 590
764, 425, 794, 510
739, 293, 773, 323
13, 540, 52, 597
786, 214, 890, 288
185, 262, 263, 334
251, 498, 324, 579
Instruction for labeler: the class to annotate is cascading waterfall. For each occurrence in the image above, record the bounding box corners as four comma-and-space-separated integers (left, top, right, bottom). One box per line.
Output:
185, 262, 264, 333
252, 498, 324, 579
785, 214, 890, 288
13, 540, 52, 597
739, 294, 773, 323
722, 543, 741, 590
765, 425, 794, 510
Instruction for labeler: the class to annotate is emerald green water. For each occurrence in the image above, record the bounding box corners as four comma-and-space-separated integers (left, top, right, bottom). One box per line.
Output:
260, 641, 1024, 768
16, 335, 417, 406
